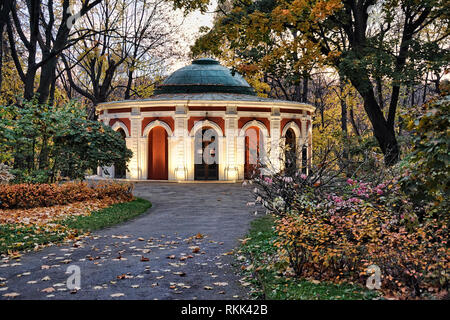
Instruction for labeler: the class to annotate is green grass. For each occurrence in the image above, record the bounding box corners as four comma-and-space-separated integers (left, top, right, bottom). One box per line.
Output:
238, 215, 379, 300
62, 197, 151, 232
0, 198, 151, 254
0, 224, 67, 254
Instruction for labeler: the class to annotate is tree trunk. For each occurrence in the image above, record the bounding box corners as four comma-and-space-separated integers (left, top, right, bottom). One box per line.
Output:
348, 73, 400, 165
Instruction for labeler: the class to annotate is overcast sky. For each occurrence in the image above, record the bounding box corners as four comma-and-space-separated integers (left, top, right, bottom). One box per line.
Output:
169, 1, 217, 71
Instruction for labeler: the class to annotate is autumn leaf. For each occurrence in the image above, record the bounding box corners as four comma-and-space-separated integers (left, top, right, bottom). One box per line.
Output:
110, 293, 125, 298
195, 233, 204, 239
213, 282, 228, 286
192, 247, 200, 253
3, 292, 20, 298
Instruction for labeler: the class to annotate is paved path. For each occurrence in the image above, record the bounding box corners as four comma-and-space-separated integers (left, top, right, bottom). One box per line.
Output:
0, 183, 258, 300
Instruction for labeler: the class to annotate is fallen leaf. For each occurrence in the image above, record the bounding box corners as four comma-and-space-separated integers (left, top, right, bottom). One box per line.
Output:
3, 292, 20, 298
140, 256, 150, 262
110, 293, 125, 298
204, 286, 213, 290
42, 287, 55, 293
195, 233, 204, 239
192, 247, 200, 253
213, 282, 229, 286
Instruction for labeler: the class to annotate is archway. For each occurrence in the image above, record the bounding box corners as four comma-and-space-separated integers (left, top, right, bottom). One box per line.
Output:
284, 128, 297, 173
115, 128, 127, 178
194, 127, 219, 180
148, 126, 168, 180
244, 126, 264, 179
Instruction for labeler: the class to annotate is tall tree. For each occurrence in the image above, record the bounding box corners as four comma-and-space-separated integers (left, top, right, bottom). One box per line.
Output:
61, 0, 182, 117
6, 0, 101, 104
0, 0, 13, 91
181, 0, 449, 165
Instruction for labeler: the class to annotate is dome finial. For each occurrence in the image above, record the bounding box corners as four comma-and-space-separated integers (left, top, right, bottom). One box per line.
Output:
192, 58, 219, 65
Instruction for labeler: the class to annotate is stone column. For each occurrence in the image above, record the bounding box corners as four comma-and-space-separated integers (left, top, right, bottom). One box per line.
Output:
174, 105, 188, 180
269, 108, 281, 174
224, 106, 239, 180
127, 108, 141, 179
98, 110, 109, 177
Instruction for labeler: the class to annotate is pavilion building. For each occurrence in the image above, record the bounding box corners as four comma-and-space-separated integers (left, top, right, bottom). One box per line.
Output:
96, 58, 314, 181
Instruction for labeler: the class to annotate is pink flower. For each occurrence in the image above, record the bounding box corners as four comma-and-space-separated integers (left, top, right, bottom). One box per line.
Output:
348, 197, 361, 203
300, 174, 307, 180
346, 178, 356, 185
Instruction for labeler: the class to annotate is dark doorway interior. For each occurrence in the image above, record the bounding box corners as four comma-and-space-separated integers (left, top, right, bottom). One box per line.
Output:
194, 128, 219, 180
284, 128, 297, 173
115, 128, 127, 178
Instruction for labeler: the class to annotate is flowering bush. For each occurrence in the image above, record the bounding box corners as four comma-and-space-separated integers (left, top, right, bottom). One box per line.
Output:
251, 146, 449, 298
0, 181, 134, 209
273, 180, 448, 298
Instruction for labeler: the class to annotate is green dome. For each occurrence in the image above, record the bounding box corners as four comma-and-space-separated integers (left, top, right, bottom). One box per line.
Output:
154, 58, 256, 95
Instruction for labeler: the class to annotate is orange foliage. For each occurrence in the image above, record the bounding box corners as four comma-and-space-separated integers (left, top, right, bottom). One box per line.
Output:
0, 182, 133, 209
0, 197, 123, 226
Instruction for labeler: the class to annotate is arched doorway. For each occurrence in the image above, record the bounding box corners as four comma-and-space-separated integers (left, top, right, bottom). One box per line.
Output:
194, 127, 219, 180
148, 126, 168, 180
115, 128, 127, 178
284, 128, 297, 173
244, 126, 263, 179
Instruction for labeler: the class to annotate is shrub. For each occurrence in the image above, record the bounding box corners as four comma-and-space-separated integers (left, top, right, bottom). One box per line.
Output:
400, 95, 450, 220
0, 100, 132, 183
274, 188, 449, 298
252, 145, 449, 298
0, 181, 134, 209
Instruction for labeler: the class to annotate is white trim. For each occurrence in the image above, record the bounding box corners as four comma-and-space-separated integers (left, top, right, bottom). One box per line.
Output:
189, 119, 224, 137
281, 121, 301, 138
111, 121, 130, 138
142, 120, 174, 137
239, 119, 269, 138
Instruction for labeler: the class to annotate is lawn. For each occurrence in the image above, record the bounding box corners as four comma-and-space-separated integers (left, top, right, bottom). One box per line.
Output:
0, 198, 151, 255
238, 215, 380, 300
